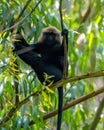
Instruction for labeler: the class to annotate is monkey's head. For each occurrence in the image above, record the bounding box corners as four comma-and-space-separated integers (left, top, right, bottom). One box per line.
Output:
38, 26, 62, 45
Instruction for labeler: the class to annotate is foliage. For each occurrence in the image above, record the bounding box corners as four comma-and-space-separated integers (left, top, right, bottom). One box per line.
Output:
0, 0, 104, 130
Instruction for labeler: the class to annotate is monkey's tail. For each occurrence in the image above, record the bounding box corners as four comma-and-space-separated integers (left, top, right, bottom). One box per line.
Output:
57, 86, 63, 130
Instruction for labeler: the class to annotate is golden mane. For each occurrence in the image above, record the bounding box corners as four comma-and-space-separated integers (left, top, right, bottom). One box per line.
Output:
38, 26, 62, 43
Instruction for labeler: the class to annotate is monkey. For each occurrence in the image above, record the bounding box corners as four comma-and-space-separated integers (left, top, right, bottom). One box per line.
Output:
13, 26, 68, 130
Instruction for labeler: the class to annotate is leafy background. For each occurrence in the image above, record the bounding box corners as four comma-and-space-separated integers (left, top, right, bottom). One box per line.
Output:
0, 0, 104, 130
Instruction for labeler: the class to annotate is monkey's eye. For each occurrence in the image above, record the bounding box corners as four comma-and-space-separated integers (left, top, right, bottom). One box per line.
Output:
43, 32, 56, 36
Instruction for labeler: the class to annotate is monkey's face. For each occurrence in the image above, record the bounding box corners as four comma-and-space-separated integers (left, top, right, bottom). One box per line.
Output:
38, 26, 62, 45
43, 32, 58, 43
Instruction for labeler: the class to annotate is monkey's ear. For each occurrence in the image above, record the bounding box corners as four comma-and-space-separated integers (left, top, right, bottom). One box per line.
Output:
61, 29, 68, 36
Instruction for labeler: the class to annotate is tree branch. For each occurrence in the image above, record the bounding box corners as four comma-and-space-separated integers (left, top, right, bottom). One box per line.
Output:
59, 0, 68, 78
59, 0, 64, 30
81, 4, 91, 23
15, 0, 32, 22
1, 70, 104, 126
89, 96, 104, 130
27, 86, 104, 126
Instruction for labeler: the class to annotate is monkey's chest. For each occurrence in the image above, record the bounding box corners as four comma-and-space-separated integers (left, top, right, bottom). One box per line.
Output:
42, 54, 59, 64
41, 54, 64, 71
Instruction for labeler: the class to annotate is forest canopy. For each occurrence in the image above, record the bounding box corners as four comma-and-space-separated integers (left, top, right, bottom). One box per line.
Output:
0, 0, 104, 130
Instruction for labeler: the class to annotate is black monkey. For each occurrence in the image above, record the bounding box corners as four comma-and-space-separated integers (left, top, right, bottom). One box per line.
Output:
13, 26, 68, 130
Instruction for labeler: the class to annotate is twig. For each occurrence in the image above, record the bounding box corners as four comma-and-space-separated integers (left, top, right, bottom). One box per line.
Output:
1, 0, 42, 33
89, 96, 104, 130
15, 0, 32, 22
1, 70, 104, 126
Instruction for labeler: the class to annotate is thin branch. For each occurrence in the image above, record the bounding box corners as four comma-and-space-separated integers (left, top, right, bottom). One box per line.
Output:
51, 70, 104, 90
28, 86, 104, 126
15, 0, 32, 22
81, 4, 91, 23
89, 96, 104, 130
59, 0, 64, 30
63, 36, 68, 78
1, 0, 42, 33
43, 86, 104, 121
59, 0, 68, 78
19, 70, 104, 108
1, 70, 104, 126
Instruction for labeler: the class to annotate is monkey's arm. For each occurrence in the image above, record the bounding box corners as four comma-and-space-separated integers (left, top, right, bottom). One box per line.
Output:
13, 33, 43, 67
13, 33, 29, 50
13, 33, 46, 55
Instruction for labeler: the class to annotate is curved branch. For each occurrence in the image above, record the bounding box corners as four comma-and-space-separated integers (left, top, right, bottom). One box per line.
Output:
19, 70, 104, 108
1, 70, 104, 126
28, 86, 104, 126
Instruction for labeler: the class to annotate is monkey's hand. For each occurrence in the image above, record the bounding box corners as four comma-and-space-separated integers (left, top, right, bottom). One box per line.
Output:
12, 31, 31, 55
61, 29, 69, 46
12, 32, 24, 43
61, 29, 68, 36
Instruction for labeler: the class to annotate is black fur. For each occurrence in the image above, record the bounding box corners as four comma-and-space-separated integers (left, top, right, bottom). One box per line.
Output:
13, 28, 68, 130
